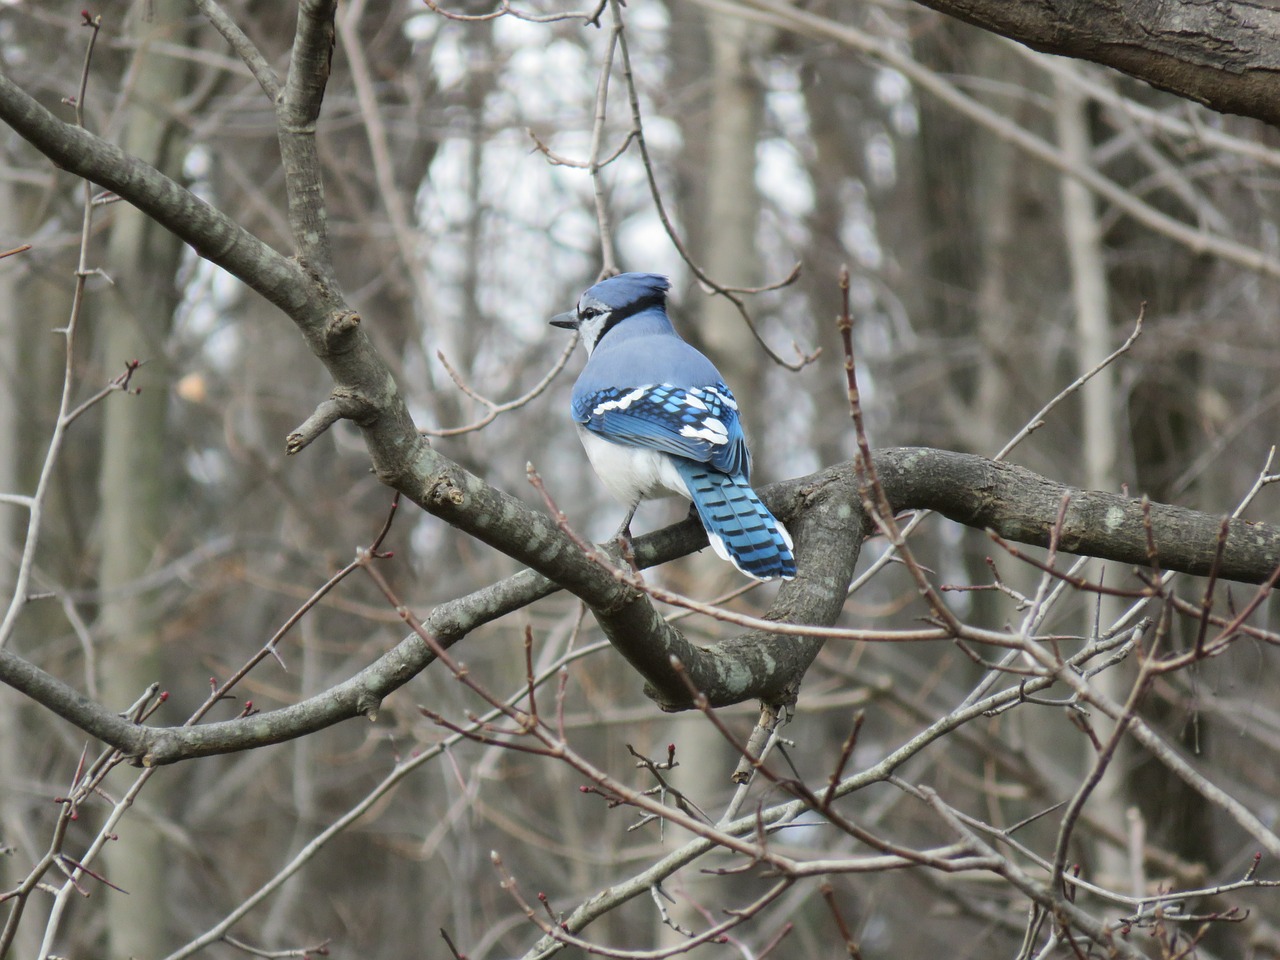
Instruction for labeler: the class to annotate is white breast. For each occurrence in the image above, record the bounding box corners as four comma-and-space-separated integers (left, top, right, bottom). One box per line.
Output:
578, 427, 691, 506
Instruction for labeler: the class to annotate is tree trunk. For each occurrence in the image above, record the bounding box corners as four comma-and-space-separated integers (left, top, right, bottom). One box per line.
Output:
95, 3, 191, 955
1055, 66, 1132, 889
664, 5, 771, 946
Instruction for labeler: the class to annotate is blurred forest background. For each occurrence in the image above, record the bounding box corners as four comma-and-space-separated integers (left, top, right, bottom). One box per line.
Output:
2, 1, 1280, 958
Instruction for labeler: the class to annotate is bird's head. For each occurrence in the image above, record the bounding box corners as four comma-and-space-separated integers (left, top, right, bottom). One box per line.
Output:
550, 273, 671, 355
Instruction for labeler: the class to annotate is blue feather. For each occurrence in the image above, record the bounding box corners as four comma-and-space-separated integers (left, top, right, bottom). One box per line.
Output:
572, 383, 750, 477
673, 460, 795, 581
554, 273, 796, 581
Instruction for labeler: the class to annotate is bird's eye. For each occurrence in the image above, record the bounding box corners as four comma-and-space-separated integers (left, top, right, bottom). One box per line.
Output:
580, 307, 602, 321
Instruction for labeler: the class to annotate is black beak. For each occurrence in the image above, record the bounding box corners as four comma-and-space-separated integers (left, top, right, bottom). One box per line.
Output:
549, 310, 579, 330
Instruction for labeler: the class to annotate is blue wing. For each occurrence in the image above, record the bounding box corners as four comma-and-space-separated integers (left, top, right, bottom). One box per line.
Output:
571, 383, 751, 479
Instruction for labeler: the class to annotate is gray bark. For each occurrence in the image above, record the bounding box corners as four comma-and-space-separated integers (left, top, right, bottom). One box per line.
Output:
0, 446, 1274, 764
909, 0, 1280, 127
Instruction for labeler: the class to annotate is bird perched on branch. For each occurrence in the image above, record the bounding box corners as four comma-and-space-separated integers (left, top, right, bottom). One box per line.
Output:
551, 273, 796, 581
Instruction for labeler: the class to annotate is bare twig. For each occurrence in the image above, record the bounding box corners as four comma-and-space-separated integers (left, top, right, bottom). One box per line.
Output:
191, 0, 281, 99
609, 0, 814, 370
838, 266, 960, 633
424, 0, 609, 25
0, 12, 104, 653
423, 335, 578, 437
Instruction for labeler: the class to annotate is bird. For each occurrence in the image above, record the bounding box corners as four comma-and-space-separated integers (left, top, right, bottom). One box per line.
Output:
550, 272, 796, 582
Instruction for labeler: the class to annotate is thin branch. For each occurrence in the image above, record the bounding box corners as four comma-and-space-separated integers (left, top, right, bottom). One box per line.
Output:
610, 0, 814, 370
423, 0, 609, 25
586, 11, 623, 275
717, 0, 1280, 280
994, 308, 1144, 460
191, 0, 281, 99
0, 14, 104, 653
423, 335, 579, 437
837, 266, 960, 633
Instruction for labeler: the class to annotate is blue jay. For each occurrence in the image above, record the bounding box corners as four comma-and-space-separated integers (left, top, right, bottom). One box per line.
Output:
551, 273, 796, 581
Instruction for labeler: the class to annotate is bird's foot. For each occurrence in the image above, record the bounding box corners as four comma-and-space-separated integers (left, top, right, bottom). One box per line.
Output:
613, 528, 642, 577
608, 505, 642, 575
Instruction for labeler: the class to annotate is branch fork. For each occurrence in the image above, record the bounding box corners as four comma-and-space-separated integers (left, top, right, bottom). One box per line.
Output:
286, 392, 377, 454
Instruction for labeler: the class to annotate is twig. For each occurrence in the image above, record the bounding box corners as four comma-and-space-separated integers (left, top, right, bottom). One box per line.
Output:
62, 358, 143, 426
820, 712, 864, 811
994, 307, 1144, 461
586, 11, 623, 275
0, 11, 104, 653
191, 0, 281, 99
1048, 624, 1158, 902
820, 884, 864, 959
424, 0, 609, 25
423, 335, 578, 437
610, 0, 814, 371
1192, 517, 1230, 659
221, 934, 331, 959
837, 266, 960, 633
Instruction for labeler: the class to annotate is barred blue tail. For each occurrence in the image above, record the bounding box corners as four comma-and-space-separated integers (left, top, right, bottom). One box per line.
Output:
673, 461, 796, 581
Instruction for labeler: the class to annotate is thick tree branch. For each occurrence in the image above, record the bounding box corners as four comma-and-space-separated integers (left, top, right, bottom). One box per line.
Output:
0, 647, 149, 756
0, 72, 315, 317
908, 0, 1280, 128
278, 0, 338, 280
6, 447, 1275, 765
874, 449, 1280, 584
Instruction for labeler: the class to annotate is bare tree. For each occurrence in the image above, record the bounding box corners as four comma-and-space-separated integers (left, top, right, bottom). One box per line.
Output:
1, 1, 1279, 957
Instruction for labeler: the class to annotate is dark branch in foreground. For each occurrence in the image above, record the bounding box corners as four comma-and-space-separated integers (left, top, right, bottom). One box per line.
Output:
872, 450, 1280, 584
904, 0, 1280, 128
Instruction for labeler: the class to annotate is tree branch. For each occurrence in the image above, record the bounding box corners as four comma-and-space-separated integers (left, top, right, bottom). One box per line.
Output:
908, 0, 1280, 128
874, 449, 1280, 584
277, 0, 339, 280
4, 28, 1276, 768
0, 71, 314, 315
4, 446, 1273, 765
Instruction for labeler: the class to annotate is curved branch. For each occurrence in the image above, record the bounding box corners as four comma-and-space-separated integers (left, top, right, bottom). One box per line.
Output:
0, 72, 314, 317
907, 0, 1280, 128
